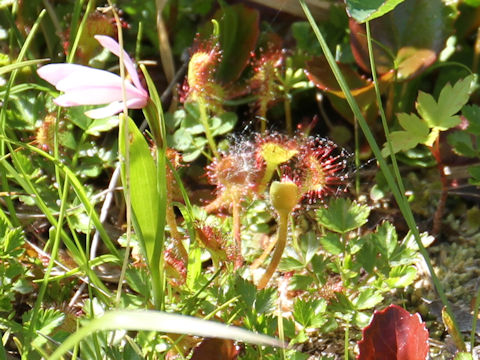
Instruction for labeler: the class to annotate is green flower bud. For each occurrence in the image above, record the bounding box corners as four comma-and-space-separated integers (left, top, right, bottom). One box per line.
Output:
269, 181, 299, 215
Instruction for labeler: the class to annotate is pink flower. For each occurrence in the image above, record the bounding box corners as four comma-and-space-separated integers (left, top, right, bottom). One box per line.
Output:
37, 35, 148, 119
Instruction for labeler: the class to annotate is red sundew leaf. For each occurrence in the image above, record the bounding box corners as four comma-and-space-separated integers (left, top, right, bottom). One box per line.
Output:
357, 304, 429, 360
191, 338, 239, 360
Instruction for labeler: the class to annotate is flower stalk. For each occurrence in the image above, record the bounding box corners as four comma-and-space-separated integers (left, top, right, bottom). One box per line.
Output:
198, 98, 219, 159
257, 181, 298, 289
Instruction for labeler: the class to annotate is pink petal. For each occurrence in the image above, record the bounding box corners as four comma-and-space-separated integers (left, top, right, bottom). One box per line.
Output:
53, 84, 144, 106
55, 68, 122, 92
37, 64, 98, 86
84, 101, 125, 119
94, 35, 145, 94
83, 98, 148, 119
124, 96, 148, 109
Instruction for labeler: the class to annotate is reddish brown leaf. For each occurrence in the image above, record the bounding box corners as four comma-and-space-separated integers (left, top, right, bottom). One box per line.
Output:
191, 338, 239, 360
357, 304, 429, 360
349, 0, 453, 79
214, 4, 260, 83
305, 56, 393, 123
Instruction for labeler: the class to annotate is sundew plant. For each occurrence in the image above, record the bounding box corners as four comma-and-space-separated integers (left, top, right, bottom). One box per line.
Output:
1, 0, 480, 359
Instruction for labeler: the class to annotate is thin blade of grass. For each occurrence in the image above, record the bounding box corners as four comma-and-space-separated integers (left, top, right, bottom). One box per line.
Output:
48, 310, 284, 360
0, 59, 48, 76
299, 0, 458, 335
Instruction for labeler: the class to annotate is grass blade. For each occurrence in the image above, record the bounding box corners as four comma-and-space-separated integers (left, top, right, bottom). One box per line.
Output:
48, 310, 284, 360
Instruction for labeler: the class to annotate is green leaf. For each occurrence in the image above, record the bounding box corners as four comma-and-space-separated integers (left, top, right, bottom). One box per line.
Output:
386, 265, 417, 288
279, 256, 305, 271
353, 288, 384, 310
454, 352, 474, 360
235, 276, 256, 309
293, 299, 327, 328
448, 131, 477, 157
468, 165, 480, 185
356, 239, 377, 273
119, 118, 159, 268
417, 75, 475, 130
172, 128, 193, 151
85, 116, 119, 136
23, 308, 65, 348
346, 0, 405, 23
382, 113, 430, 156
316, 198, 370, 234
288, 274, 314, 291
255, 288, 277, 315
212, 112, 237, 136
310, 254, 327, 283
299, 231, 321, 263
186, 247, 202, 290
319, 233, 344, 255
215, 4, 259, 83
462, 104, 480, 135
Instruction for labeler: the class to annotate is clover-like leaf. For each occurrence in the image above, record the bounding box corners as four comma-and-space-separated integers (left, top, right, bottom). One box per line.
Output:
416, 75, 475, 130
358, 304, 429, 360
316, 198, 370, 234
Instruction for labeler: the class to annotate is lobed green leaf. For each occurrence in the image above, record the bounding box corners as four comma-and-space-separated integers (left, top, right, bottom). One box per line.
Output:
316, 198, 370, 234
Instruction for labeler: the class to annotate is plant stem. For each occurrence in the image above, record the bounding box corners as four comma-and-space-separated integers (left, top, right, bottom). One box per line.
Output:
232, 195, 243, 269
284, 93, 293, 136
257, 211, 288, 289
354, 116, 360, 195
344, 320, 350, 360
430, 137, 447, 236
259, 103, 267, 134
166, 203, 188, 261
250, 235, 277, 270
299, 0, 460, 337
198, 99, 219, 159
470, 286, 480, 352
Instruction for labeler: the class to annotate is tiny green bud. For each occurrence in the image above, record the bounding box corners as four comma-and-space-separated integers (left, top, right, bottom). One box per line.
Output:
270, 181, 299, 215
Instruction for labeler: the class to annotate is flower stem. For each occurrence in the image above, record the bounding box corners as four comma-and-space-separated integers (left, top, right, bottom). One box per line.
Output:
166, 202, 188, 261
257, 211, 288, 289
198, 99, 219, 159
284, 93, 292, 136
430, 137, 447, 236
232, 195, 243, 269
